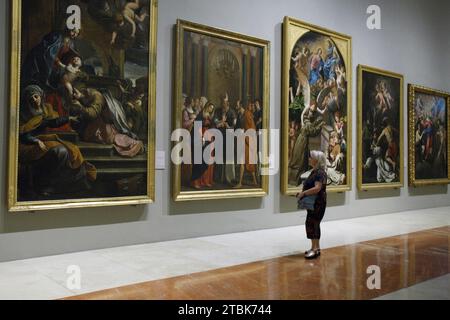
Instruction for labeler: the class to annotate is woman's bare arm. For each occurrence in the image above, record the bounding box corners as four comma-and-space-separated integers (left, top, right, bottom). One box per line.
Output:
300, 181, 323, 197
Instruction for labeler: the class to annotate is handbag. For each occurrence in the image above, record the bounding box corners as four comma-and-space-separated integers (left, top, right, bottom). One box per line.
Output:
297, 194, 317, 210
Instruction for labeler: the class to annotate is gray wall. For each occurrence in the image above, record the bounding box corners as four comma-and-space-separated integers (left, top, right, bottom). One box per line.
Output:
0, 0, 449, 262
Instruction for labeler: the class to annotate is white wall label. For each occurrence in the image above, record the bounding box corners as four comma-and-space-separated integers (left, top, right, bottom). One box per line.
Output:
156, 151, 166, 170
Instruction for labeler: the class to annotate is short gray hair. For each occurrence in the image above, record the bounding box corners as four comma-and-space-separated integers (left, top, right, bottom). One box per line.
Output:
310, 150, 327, 170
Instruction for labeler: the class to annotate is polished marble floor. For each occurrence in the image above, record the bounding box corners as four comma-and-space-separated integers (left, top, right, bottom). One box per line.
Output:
0, 207, 449, 300
67, 226, 449, 300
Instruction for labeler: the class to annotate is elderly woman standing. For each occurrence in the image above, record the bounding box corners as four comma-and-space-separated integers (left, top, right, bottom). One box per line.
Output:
296, 150, 328, 259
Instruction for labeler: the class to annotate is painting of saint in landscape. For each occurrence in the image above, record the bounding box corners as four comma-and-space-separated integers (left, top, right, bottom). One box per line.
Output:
359, 67, 403, 189
412, 90, 448, 182
286, 29, 350, 191
9, 0, 157, 210
173, 20, 269, 201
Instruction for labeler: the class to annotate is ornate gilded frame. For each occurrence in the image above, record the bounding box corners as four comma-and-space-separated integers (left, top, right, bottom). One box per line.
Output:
8, 0, 158, 212
408, 84, 450, 187
357, 65, 404, 191
172, 19, 270, 201
281, 16, 352, 195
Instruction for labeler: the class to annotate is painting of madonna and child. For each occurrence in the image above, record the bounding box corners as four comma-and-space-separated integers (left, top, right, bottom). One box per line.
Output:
283, 18, 352, 194
358, 66, 403, 190
12, 0, 157, 208
173, 21, 270, 201
409, 85, 449, 186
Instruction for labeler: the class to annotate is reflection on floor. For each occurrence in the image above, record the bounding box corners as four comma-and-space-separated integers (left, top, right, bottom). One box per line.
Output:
67, 226, 449, 300
0, 207, 448, 300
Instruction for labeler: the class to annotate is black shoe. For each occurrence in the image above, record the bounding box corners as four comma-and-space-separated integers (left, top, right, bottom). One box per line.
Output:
305, 249, 321, 259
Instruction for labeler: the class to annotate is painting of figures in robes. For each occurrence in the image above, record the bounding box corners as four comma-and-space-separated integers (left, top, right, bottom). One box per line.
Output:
358, 65, 404, 190
8, 0, 158, 212
408, 85, 450, 187
281, 17, 352, 195
172, 20, 270, 201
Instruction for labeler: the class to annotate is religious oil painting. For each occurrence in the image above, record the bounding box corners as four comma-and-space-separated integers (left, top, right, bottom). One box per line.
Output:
172, 20, 270, 201
282, 17, 352, 195
358, 65, 404, 191
408, 85, 450, 187
8, 0, 158, 212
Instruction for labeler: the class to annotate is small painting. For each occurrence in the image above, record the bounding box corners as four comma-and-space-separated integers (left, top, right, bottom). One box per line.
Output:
358, 65, 404, 190
408, 85, 450, 186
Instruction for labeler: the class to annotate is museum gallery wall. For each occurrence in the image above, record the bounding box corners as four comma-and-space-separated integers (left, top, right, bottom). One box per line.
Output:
7, 1, 450, 212
1, 0, 450, 262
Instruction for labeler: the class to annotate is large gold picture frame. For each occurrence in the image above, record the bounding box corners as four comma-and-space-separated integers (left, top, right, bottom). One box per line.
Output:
408, 84, 450, 187
8, 0, 158, 212
357, 65, 404, 191
281, 17, 352, 195
172, 20, 270, 201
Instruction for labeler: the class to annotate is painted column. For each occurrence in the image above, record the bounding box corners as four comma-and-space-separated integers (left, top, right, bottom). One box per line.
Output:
190, 34, 201, 97
249, 47, 258, 101
201, 38, 209, 97
183, 32, 189, 94
241, 46, 248, 105
259, 49, 264, 101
